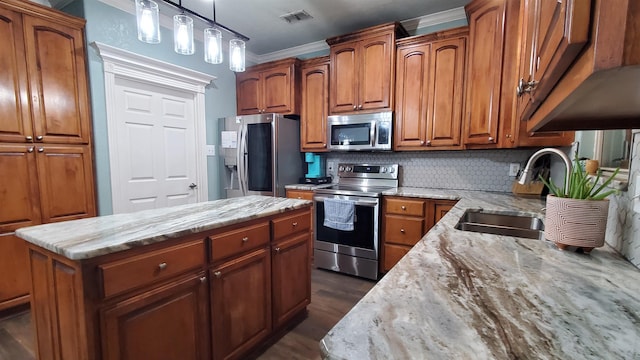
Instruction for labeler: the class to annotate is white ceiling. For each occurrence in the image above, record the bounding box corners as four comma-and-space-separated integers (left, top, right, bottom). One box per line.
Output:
87, 0, 470, 59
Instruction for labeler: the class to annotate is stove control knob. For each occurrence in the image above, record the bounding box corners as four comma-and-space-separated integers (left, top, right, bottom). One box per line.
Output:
389, 167, 395, 173
338, 166, 345, 172
346, 166, 352, 172
381, 167, 387, 173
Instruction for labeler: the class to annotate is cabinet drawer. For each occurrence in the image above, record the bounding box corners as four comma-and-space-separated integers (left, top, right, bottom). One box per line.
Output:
99, 240, 205, 298
210, 222, 270, 262
383, 244, 410, 272
384, 215, 424, 246
286, 190, 314, 200
385, 198, 425, 216
272, 211, 310, 241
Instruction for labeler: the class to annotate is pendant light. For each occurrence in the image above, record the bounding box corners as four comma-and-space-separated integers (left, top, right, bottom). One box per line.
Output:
135, 0, 161, 44
229, 39, 245, 72
174, 12, 194, 55
204, 0, 223, 64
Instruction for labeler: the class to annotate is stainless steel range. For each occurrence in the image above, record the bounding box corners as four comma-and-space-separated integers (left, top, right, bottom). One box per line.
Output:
313, 163, 399, 280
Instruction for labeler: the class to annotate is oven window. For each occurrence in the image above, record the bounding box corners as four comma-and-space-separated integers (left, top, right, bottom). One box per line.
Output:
315, 201, 375, 250
330, 123, 371, 145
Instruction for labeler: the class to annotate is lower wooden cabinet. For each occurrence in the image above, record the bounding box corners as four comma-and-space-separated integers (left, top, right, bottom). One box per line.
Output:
381, 197, 457, 272
101, 273, 210, 360
25, 207, 312, 360
211, 248, 272, 360
0, 234, 30, 311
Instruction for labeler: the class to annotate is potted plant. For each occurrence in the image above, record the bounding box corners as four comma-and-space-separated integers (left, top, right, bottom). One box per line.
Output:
539, 156, 619, 253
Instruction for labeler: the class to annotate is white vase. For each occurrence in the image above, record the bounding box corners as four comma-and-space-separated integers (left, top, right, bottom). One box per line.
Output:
544, 195, 610, 251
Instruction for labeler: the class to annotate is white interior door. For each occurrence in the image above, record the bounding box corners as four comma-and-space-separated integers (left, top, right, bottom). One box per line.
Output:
114, 78, 197, 212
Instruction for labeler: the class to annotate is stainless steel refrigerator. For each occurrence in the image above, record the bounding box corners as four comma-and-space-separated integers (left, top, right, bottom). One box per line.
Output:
220, 114, 302, 198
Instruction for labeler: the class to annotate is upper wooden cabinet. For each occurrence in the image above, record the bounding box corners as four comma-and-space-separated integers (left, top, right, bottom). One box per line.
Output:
327, 23, 408, 114
236, 58, 301, 115
0, 0, 91, 144
300, 57, 329, 152
521, 0, 640, 131
395, 28, 467, 151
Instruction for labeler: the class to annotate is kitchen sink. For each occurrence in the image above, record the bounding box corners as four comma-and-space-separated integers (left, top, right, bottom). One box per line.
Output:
455, 209, 544, 240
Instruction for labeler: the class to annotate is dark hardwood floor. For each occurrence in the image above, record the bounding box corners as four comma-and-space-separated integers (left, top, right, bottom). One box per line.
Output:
0, 269, 375, 360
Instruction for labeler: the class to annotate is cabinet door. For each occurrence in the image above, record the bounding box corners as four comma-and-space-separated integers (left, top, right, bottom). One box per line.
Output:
330, 43, 358, 114
300, 63, 329, 151
434, 201, 456, 223
211, 248, 271, 360
395, 44, 430, 149
101, 273, 210, 360
236, 70, 262, 115
0, 234, 30, 309
35, 145, 96, 223
359, 33, 393, 111
22, 16, 91, 144
272, 233, 310, 328
428, 37, 465, 147
0, 144, 41, 233
262, 66, 294, 114
463, 0, 506, 146
0, 7, 32, 143
383, 243, 410, 272
519, 0, 591, 121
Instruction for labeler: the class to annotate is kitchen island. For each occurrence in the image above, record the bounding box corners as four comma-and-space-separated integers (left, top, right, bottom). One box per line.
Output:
16, 195, 313, 360
321, 188, 640, 359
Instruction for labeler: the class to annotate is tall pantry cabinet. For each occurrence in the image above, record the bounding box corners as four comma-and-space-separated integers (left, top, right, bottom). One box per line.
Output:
0, 0, 96, 311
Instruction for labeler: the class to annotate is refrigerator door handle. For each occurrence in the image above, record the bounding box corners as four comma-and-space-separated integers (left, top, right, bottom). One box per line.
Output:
237, 123, 248, 196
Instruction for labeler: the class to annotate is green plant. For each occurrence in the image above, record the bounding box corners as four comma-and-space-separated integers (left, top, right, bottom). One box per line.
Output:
539, 155, 620, 200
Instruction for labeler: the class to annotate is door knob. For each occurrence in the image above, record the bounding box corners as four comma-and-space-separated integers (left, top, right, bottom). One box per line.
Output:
25, 136, 33, 141
37, 148, 44, 153
189, 183, 197, 189
27, 147, 34, 153
36, 135, 43, 141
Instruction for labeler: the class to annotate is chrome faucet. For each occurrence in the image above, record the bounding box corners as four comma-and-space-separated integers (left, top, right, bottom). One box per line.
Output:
518, 148, 572, 194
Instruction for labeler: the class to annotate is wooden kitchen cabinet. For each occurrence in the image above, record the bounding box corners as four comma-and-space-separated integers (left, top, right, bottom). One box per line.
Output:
520, 0, 640, 131
211, 248, 272, 360
0, 234, 30, 311
236, 58, 301, 115
300, 57, 330, 151
327, 23, 408, 114
381, 197, 457, 272
395, 28, 467, 151
101, 273, 210, 360
26, 206, 312, 359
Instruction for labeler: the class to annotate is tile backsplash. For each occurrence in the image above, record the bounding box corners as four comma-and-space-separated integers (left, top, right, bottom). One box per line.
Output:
326, 149, 537, 192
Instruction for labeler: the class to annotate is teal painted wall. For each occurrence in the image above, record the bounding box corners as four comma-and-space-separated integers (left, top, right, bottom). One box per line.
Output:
63, 0, 237, 215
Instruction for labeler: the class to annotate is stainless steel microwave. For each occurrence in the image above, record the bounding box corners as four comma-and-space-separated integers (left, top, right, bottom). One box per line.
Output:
326, 112, 392, 151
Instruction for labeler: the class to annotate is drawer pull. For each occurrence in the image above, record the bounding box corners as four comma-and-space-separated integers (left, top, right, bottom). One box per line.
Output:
292, 222, 298, 227
401, 206, 406, 210
242, 237, 249, 243
158, 262, 167, 270
214, 271, 222, 278
199, 276, 207, 283
400, 229, 405, 233
274, 247, 281, 253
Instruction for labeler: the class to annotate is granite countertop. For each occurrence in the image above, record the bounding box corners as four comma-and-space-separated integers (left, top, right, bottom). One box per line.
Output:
321, 187, 640, 359
15, 195, 311, 260
285, 183, 334, 191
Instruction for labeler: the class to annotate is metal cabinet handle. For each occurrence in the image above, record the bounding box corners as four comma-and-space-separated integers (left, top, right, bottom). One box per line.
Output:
420, 140, 425, 145
401, 206, 406, 210
37, 148, 44, 153
426, 140, 431, 146
292, 222, 298, 227
214, 271, 222, 278
358, 104, 363, 109
323, 143, 326, 147
242, 237, 249, 242
27, 147, 34, 153
25, 136, 33, 141
36, 135, 43, 141
516, 78, 537, 96
400, 229, 405, 233
488, 137, 495, 143
158, 262, 167, 270
189, 183, 197, 189
353, 105, 357, 110
274, 247, 281, 253
199, 276, 207, 283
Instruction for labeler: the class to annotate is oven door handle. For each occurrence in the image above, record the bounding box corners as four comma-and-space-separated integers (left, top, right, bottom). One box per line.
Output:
313, 196, 378, 207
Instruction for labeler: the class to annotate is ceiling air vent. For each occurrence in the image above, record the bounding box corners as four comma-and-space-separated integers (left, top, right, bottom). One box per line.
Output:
279, 10, 313, 24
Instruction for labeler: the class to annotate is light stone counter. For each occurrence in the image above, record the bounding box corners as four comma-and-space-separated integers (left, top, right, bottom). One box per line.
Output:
16, 195, 311, 260
285, 183, 334, 191
321, 187, 640, 359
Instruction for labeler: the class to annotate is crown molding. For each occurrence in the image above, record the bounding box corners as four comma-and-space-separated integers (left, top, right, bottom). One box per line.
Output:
256, 40, 329, 63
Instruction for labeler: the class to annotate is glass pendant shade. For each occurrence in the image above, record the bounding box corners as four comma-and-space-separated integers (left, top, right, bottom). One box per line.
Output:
135, 0, 161, 44
173, 14, 195, 55
229, 39, 246, 72
204, 28, 223, 64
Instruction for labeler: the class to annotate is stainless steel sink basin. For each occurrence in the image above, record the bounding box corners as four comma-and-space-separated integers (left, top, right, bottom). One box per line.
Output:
455, 209, 544, 239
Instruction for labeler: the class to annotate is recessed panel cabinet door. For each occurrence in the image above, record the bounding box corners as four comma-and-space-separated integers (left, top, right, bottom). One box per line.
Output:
0, 144, 41, 233
236, 70, 261, 115
330, 43, 358, 113
272, 233, 310, 328
211, 248, 271, 360
395, 44, 430, 149
0, 7, 31, 143
0, 234, 30, 307
35, 145, 96, 223
22, 16, 91, 144
300, 62, 329, 151
101, 273, 210, 360
262, 66, 293, 114
359, 33, 393, 111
